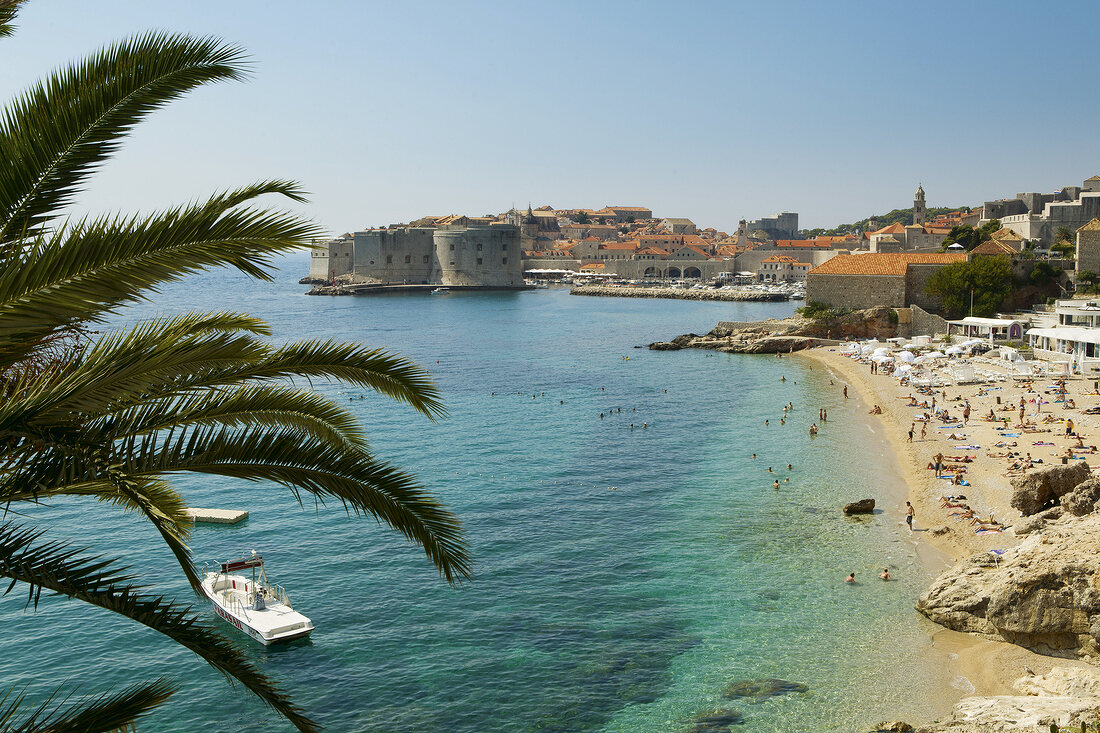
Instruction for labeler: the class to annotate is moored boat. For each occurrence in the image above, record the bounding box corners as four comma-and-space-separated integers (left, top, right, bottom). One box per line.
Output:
201, 552, 313, 645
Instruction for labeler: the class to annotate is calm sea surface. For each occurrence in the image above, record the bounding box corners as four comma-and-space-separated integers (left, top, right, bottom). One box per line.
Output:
0, 253, 959, 731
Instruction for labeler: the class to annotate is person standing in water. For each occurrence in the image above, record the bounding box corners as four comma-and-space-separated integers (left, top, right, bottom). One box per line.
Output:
905, 501, 915, 532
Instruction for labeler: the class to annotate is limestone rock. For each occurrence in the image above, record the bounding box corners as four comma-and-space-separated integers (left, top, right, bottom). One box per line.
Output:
1012, 514, 1045, 536
844, 498, 876, 515
913, 666, 1100, 732
870, 723, 913, 733
1061, 477, 1100, 516
649, 341, 682, 351
918, 514, 1100, 654
1010, 462, 1091, 516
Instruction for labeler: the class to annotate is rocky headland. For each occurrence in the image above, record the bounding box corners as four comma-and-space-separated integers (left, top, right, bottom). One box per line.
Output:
648, 306, 901, 354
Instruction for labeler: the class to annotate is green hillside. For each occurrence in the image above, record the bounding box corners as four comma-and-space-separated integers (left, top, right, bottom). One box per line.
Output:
804, 206, 970, 237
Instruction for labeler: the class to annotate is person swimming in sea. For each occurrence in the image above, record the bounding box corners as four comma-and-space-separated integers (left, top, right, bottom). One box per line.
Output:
845, 573, 855, 583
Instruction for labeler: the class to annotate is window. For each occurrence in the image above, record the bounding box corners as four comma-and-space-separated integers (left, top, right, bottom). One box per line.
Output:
404, 255, 411, 264
477, 258, 483, 265
449, 244, 455, 251
502, 244, 508, 252
476, 243, 482, 251
423, 255, 430, 264
386, 255, 392, 264
449, 261, 455, 266
502, 257, 508, 264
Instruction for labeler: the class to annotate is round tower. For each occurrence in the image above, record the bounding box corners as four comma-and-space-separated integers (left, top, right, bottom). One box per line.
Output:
913, 184, 926, 226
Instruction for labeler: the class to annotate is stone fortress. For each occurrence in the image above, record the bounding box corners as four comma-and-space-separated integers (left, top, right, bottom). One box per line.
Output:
309, 220, 524, 288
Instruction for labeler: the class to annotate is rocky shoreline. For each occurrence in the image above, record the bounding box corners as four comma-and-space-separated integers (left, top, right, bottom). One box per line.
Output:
570, 284, 788, 302
647, 306, 901, 354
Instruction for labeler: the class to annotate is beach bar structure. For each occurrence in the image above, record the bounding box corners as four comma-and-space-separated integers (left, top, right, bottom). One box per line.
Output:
1026, 326, 1100, 375
946, 316, 1027, 343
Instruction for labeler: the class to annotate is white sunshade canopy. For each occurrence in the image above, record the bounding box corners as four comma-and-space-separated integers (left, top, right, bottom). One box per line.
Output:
897, 351, 916, 362
945, 346, 964, 355
924, 351, 946, 358
871, 353, 894, 362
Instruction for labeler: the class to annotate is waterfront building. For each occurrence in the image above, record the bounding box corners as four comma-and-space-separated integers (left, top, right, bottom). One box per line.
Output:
805, 252, 967, 310
309, 223, 524, 287
1076, 218, 1100, 277
757, 254, 810, 282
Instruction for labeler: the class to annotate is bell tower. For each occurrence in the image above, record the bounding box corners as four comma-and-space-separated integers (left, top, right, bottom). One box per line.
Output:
913, 184, 926, 226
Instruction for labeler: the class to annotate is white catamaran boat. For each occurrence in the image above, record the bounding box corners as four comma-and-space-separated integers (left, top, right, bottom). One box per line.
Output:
201, 552, 314, 645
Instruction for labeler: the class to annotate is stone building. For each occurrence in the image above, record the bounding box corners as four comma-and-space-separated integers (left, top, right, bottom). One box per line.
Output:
757, 254, 810, 282
981, 176, 1100, 244
1076, 218, 1100, 277
309, 223, 524, 287
913, 184, 927, 225
805, 252, 968, 310
660, 218, 696, 235
746, 212, 799, 240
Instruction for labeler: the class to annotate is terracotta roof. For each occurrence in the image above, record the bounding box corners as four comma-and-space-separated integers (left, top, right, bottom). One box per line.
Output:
606, 206, 651, 212
808, 252, 967, 277
635, 247, 670, 256
775, 239, 835, 248
1078, 218, 1100, 232
1087, 176, 1100, 182
871, 223, 907, 235
761, 254, 802, 263
971, 239, 1018, 256
990, 227, 1024, 241
579, 263, 606, 270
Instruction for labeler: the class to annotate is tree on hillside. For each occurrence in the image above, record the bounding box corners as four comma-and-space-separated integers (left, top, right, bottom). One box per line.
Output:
924, 256, 1016, 318
939, 219, 1001, 251
0, 7, 468, 732
575, 210, 590, 224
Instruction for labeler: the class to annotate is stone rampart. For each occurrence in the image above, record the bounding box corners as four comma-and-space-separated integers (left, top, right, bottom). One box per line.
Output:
805, 273, 906, 309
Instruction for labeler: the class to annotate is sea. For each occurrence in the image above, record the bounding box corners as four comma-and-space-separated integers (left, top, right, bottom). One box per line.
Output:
0, 251, 964, 732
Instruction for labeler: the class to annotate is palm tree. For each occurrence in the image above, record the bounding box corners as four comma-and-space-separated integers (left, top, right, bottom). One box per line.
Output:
0, 6, 469, 731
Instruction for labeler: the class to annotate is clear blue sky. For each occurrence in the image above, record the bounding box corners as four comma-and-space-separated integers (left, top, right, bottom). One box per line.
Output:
2, 0, 1098, 233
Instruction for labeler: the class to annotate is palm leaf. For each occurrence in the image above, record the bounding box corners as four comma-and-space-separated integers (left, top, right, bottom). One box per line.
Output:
0, 33, 249, 246
0, 678, 175, 733
0, 522, 318, 732
0, 1, 20, 39
0, 183, 317, 359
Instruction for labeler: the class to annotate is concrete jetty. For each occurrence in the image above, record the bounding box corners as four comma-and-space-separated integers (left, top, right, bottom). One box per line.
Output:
186, 508, 249, 524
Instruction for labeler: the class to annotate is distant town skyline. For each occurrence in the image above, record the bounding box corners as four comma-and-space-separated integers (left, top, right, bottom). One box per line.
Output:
2, 0, 1098, 234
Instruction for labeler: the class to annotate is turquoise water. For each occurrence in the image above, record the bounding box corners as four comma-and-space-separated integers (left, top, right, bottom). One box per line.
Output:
0, 253, 958, 731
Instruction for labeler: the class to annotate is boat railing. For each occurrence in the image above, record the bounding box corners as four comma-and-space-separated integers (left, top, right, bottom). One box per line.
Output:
268, 583, 293, 609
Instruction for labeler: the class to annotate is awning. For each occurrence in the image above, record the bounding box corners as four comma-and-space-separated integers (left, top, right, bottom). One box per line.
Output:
1027, 327, 1100, 345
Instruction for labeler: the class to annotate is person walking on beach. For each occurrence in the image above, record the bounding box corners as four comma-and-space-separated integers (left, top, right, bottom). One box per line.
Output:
905, 501, 915, 532
963, 403, 970, 425
843, 385, 848, 399
920, 423, 927, 441
907, 424, 914, 443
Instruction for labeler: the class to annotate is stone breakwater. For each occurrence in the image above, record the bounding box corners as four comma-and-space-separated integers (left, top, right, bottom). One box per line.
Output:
647, 306, 901, 354
570, 285, 788, 302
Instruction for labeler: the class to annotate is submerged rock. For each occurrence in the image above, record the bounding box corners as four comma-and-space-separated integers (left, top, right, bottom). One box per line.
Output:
870, 722, 913, 732
688, 708, 744, 731
844, 498, 876, 515
723, 678, 808, 702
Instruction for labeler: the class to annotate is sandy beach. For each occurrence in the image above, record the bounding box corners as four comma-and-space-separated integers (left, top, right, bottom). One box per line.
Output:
799, 346, 1100, 706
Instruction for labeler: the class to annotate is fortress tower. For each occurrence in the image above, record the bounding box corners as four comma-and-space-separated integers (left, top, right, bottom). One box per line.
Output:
913, 184, 926, 226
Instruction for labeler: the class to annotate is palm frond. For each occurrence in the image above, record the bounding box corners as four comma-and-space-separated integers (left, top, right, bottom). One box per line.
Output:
0, 1, 20, 39
0, 678, 175, 733
0, 522, 318, 732
0, 184, 317, 353
0, 32, 248, 246
131, 426, 471, 583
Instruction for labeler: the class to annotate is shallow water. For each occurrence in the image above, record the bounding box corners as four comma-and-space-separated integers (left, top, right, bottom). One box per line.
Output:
0, 254, 958, 731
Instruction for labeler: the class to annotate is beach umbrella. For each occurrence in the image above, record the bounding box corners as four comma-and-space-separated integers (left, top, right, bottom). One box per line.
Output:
870, 353, 894, 363
945, 346, 964, 355
895, 363, 913, 374
897, 350, 916, 362
925, 351, 945, 358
